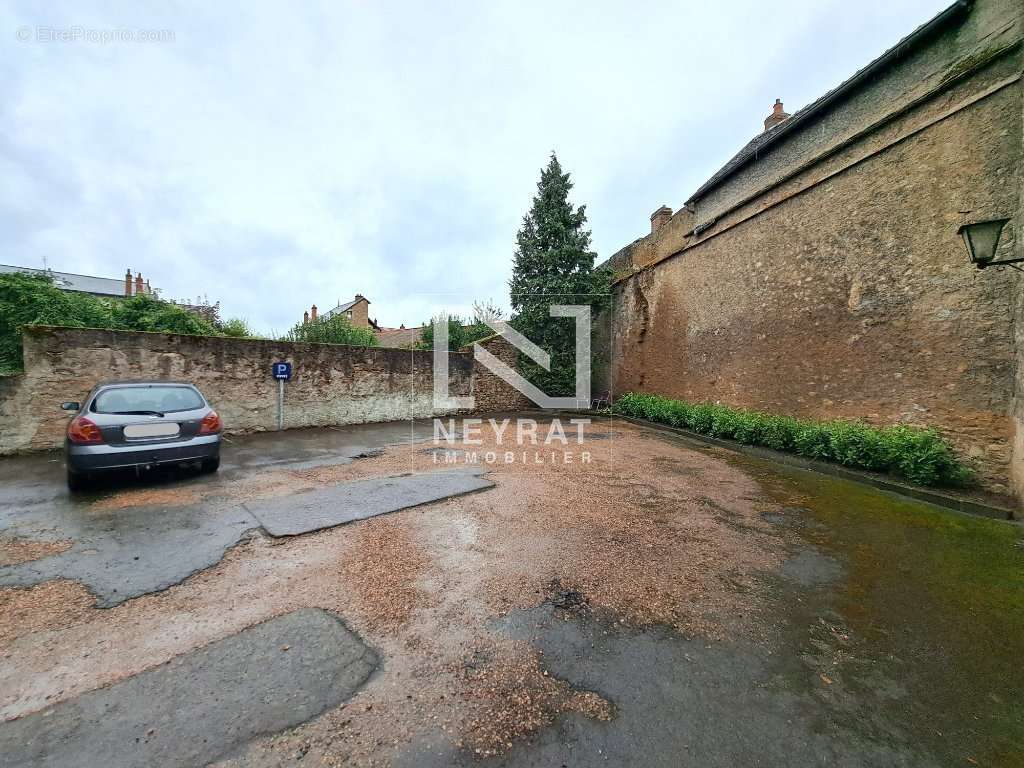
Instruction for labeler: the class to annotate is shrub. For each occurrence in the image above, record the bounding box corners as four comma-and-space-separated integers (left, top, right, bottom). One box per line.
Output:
709, 406, 742, 440
284, 313, 378, 346
730, 411, 763, 445
220, 317, 255, 338
0, 272, 228, 373
793, 424, 834, 461
687, 403, 716, 433
610, 392, 971, 489
883, 425, 973, 487
759, 415, 800, 452
826, 422, 893, 471
110, 293, 219, 337
416, 314, 493, 351
666, 401, 691, 428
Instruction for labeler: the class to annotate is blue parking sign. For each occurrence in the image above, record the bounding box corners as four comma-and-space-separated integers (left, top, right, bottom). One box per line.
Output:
272, 361, 292, 381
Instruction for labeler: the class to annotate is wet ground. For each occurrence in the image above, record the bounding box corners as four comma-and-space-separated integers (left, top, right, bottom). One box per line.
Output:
0, 417, 1021, 767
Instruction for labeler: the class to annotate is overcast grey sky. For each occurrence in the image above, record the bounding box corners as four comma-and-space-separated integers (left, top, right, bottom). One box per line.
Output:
2, 0, 949, 333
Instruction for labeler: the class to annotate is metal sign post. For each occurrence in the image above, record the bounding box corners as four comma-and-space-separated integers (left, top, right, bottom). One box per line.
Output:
277, 379, 284, 430
271, 361, 292, 431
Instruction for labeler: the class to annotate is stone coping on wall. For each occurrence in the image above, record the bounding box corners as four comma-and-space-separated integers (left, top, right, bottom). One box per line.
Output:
19, 324, 471, 356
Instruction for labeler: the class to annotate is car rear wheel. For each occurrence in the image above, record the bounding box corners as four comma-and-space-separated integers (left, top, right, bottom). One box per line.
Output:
67, 469, 90, 492
200, 456, 220, 474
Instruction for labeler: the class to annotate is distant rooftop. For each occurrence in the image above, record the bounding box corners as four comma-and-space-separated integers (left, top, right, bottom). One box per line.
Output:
323, 297, 362, 318
0, 264, 130, 297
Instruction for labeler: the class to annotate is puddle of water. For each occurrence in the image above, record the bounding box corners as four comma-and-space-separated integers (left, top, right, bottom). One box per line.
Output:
734, 454, 1024, 766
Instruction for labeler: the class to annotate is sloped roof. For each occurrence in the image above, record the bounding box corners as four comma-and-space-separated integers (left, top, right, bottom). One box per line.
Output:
376, 326, 423, 348
0, 264, 126, 296
323, 295, 370, 319
685, 0, 970, 205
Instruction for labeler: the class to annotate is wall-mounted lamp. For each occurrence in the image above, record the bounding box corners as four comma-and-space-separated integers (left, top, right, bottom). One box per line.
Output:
958, 218, 1020, 272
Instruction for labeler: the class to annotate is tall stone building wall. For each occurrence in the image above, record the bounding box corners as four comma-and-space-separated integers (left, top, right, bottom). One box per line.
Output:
606, 0, 1023, 499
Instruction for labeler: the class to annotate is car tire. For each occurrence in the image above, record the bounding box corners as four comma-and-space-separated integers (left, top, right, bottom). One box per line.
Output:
67, 469, 90, 492
201, 456, 220, 474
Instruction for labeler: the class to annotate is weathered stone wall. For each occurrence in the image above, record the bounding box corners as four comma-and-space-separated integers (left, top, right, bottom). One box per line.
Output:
0, 326, 491, 453
691, 0, 1021, 229
1016, 271, 1024, 501
1015, 69, 1024, 503
469, 335, 533, 413
607, 4, 1023, 498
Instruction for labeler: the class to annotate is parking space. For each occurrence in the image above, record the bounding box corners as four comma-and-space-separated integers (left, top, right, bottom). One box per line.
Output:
1, 417, 1022, 767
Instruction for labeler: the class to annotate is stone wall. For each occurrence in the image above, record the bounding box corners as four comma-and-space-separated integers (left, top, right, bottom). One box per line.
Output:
0, 326, 497, 453
605, 1, 1023, 499
469, 335, 533, 413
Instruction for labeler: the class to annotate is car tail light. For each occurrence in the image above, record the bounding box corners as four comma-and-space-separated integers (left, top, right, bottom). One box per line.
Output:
199, 411, 222, 435
67, 416, 103, 444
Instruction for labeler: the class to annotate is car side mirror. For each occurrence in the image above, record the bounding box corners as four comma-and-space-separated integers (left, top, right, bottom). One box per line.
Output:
61, 401, 80, 411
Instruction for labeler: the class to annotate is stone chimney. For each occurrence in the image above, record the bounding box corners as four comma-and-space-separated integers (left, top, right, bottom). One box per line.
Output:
145, 279, 151, 295
764, 98, 790, 131
303, 310, 310, 324
135, 273, 145, 295
650, 205, 672, 234
311, 304, 318, 321
350, 294, 370, 328
124, 269, 133, 296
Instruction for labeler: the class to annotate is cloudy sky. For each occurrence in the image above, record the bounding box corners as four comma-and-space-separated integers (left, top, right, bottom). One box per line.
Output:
2, 0, 948, 334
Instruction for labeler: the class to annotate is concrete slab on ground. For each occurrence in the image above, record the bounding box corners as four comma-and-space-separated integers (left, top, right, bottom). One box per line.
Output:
244, 469, 495, 537
0, 421, 492, 605
0, 608, 378, 768
0, 502, 260, 607
397, 601, 928, 768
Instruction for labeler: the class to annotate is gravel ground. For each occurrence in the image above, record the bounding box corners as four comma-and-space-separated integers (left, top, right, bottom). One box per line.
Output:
0, 418, 787, 763
0, 537, 72, 567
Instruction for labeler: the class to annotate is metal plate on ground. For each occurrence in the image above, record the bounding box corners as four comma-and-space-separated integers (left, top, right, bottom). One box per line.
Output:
123, 422, 179, 438
244, 470, 494, 537
0, 608, 378, 768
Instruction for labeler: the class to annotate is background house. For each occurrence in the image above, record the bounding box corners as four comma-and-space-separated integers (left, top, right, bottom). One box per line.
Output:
302, 294, 377, 330
0, 264, 221, 324
0, 265, 154, 298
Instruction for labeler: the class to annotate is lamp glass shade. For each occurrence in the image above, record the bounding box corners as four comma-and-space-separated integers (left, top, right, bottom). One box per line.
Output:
959, 218, 1009, 265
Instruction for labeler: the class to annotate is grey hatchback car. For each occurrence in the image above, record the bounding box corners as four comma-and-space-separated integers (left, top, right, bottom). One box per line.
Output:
62, 381, 222, 490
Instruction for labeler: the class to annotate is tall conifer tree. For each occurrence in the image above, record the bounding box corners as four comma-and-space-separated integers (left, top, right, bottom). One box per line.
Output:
510, 153, 610, 396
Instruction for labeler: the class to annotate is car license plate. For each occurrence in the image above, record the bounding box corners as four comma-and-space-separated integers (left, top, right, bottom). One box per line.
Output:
124, 423, 180, 439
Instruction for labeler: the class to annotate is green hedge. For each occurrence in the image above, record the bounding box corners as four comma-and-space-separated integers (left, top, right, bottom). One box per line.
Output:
610, 392, 972, 488
0, 273, 222, 374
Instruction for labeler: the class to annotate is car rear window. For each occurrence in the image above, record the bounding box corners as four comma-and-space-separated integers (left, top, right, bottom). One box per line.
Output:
92, 386, 205, 414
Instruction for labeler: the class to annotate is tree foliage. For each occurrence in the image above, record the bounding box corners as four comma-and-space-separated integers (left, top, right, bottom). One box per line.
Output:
283, 312, 378, 346
415, 302, 504, 351
0, 272, 220, 373
509, 154, 611, 396
109, 293, 221, 336
219, 317, 255, 338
